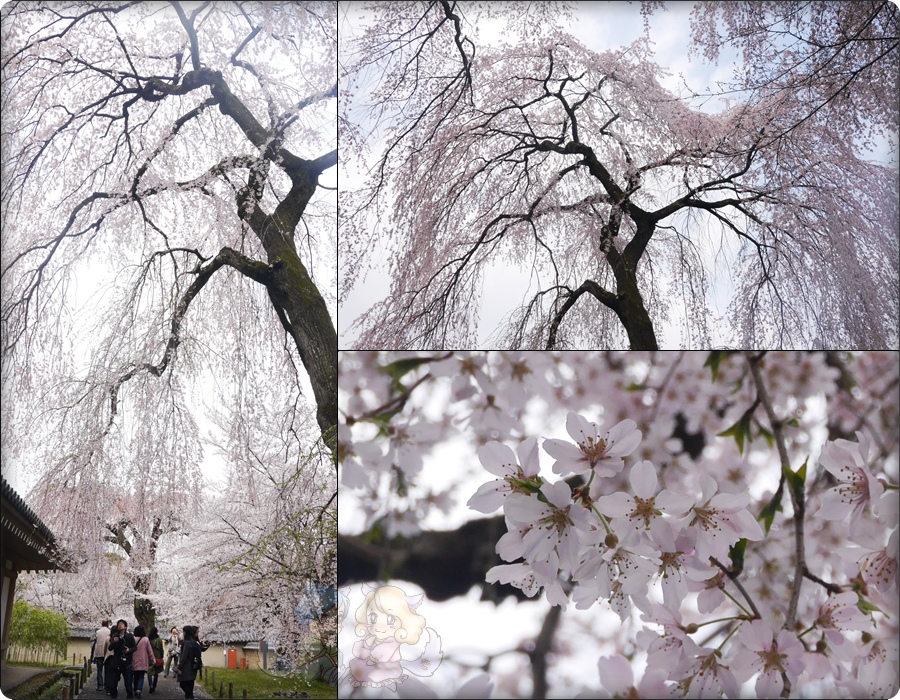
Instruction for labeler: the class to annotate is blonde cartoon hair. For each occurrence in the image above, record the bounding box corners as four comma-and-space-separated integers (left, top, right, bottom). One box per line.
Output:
354, 585, 427, 645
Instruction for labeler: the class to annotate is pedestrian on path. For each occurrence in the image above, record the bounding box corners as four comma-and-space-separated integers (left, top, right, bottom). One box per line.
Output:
132, 625, 157, 699
164, 627, 181, 678
91, 620, 111, 691
148, 627, 164, 694
175, 626, 202, 700
107, 619, 136, 699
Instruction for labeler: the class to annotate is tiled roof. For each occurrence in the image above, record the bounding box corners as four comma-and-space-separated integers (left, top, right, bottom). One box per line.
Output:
1, 476, 58, 543
1, 475, 65, 571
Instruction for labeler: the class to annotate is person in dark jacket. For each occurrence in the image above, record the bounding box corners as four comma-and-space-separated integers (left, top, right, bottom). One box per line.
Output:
107, 619, 136, 699
176, 625, 203, 699
148, 627, 164, 694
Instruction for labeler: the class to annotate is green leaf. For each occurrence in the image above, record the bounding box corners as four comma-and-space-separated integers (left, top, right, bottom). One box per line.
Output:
372, 406, 404, 434
757, 481, 784, 535
756, 424, 775, 448
704, 351, 726, 381
728, 538, 748, 577
717, 410, 753, 454
856, 593, 885, 616
783, 456, 809, 504
380, 357, 432, 384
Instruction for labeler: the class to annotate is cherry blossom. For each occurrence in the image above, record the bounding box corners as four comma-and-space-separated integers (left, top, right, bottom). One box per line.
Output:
467, 438, 542, 514
672, 647, 740, 699
681, 474, 765, 563
596, 654, 670, 699
651, 527, 717, 611
634, 597, 701, 674
504, 480, 593, 572
338, 349, 899, 697
817, 433, 886, 523
732, 620, 807, 698
812, 591, 872, 647
543, 413, 642, 479
573, 529, 661, 610
595, 460, 692, 542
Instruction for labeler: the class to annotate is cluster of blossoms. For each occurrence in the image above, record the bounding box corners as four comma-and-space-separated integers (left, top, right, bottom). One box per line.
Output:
338, 351, 900, 698
473, 412, 898, 697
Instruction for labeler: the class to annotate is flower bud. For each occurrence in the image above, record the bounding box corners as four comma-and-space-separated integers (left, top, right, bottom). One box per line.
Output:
604, 533, 618, 548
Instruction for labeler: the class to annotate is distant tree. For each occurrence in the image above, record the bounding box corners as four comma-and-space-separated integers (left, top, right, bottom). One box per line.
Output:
339, 1, 898, 349
9, 599, 70, 660
1, 1, 336, 630
154, 390, 336, 675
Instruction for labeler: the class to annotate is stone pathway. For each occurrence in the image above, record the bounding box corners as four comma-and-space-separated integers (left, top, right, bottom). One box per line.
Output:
74, 671, 212, 700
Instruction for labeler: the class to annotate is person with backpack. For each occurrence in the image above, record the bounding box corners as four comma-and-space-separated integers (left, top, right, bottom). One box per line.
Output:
91, 619, 111, 690
131, 625, 157, 699
176, 625, 203, 700
107, 619, 136, 699
148, 627, 164, 694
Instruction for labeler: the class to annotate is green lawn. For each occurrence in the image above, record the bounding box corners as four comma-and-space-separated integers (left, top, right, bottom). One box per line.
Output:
197, 668, 335, 699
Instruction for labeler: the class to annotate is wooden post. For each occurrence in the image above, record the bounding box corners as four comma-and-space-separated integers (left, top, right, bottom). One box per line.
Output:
212, 670, 216, 689
228, 681, 233, 699
69, 676, 75, 698
73, 653, 76, 665
61, 685, 68, 700
242, 690, 247, 700
219, 680, 224, 698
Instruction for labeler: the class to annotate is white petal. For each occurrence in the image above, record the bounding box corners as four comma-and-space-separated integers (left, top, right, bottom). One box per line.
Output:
630, 460, 658, 499
517, 437, 542, 477
598, 655, 633, 695
566, 411, 599, 444
606, 421, 642, 458
477, 441, 518, 477
541, 480, 573, 510
730, 508, 764, 541
596, 492, 634, 518
467, 480, 507, 514
504, 494, 549, 523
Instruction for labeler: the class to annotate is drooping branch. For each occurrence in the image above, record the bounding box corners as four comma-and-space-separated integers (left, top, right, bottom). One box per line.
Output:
106, 246, 272, 429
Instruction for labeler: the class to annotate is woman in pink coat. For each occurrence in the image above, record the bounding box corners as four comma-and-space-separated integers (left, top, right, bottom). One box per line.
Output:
131, 626, 157, 699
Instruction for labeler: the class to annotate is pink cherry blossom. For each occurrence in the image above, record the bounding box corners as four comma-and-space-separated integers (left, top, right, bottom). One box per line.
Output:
672, 647, 740, 699
814, 590, 872, 637
504, 480, 593, 572
574, 529, 661, 608
683, 475, 764, 563
817, 433, 885, 523
652, 526, 718, 610
733, 620, 806, 698
467, 438, 542, 514
597, 654, 670, 699
596, 460, 693, 542
543, 413, 641, 478
634, 596, 701, 673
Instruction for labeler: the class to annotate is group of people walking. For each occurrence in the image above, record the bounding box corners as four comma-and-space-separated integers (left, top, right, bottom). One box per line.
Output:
91, 620, 209, 699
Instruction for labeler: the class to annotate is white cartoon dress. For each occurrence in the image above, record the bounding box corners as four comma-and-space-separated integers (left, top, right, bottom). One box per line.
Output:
350, 635, 408, 689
